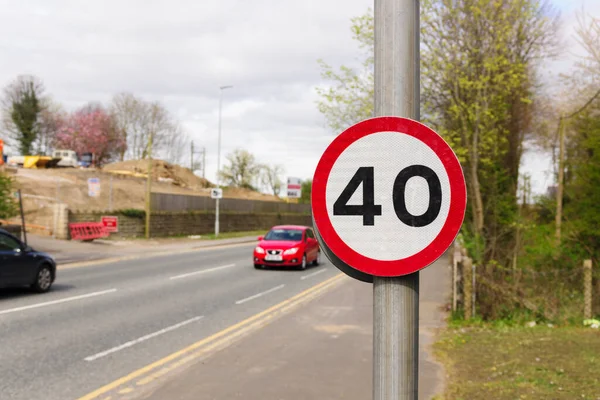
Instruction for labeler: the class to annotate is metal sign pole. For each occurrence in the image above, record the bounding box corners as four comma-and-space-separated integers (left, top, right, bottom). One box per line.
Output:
373, 0, 420, 398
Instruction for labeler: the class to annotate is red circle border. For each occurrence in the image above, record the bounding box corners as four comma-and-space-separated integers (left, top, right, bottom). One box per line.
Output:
312, 117, 467, 277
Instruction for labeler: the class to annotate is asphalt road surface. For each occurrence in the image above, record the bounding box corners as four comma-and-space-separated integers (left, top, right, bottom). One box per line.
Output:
0, 243, 339, 400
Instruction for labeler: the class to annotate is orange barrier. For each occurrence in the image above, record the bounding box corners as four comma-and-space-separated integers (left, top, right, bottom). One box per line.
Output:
69, 222, 109, 241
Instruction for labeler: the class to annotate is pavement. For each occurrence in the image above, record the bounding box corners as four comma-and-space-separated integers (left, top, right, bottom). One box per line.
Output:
0, 235, 451, 400
137, 254, 450, 400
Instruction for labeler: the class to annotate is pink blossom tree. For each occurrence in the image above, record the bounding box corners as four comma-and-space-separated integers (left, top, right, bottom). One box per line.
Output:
55, 104, 126, 166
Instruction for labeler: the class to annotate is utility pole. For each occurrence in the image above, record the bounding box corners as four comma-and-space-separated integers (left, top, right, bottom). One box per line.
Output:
145, 132, 153, 239
190, 140, 206, 177
191, 140, 194, 172
215, 85, 233, 237
373, 0, 420, 399
202, 147, 206, 179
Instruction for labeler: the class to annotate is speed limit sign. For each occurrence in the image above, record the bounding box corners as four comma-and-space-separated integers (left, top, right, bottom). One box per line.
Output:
312, 117, 466, 281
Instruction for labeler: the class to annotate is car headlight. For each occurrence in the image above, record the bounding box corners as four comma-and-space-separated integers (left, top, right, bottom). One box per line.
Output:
255, 247, 265, 254
283, 247, 299, 255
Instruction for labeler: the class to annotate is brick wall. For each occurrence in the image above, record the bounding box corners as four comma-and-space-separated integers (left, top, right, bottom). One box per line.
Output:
68, 210, 312, 238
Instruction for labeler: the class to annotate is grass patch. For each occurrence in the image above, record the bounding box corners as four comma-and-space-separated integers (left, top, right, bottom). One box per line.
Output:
435, 324, 600, 399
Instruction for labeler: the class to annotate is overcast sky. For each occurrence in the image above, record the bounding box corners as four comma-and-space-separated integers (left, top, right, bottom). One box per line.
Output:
1, 0, 598, 195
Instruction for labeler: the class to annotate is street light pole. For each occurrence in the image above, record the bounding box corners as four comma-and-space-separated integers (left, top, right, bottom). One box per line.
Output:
215, 85, 233, 237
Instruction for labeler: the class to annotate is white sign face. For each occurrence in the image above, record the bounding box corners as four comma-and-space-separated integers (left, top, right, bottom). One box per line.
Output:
88, 178, 100, 198
325, 131, 451, 261
287, 177, 302, 198
211, 188, 223, 199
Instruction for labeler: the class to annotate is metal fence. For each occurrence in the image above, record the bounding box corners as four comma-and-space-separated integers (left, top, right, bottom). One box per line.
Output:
150, 193, 311, 214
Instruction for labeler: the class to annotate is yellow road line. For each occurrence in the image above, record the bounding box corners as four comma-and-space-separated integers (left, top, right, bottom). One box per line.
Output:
59, 242, 254, 270
77, 273, 345, 400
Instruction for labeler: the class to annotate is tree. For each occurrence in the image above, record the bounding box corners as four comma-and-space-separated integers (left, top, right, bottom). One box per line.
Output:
563, 98, 600, 261
0, 173, 17, 219
299, 179, 312, 204
219, 149, 260, 190
1, 75, 45, 155
55, 103, 126, 166
317, 2, 559, 319
35, 99, 65, 155
315, 11, 374, 132
260, 164, 285, 196
110, 93, 188, 164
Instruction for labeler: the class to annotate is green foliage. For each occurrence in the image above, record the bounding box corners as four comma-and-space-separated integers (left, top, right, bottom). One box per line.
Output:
2, 75, 45, 155
11, 86, 41, 155
316, 2, 558, 320
299, 179, 312, 204
119, 209, 146, 219
218, 149, 260, 190
563, 100, 600, 261
0, 174, 18, 219
315, 9, 374, 132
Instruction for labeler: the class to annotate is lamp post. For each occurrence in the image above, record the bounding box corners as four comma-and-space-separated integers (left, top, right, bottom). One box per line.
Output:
215, 85, 233, 237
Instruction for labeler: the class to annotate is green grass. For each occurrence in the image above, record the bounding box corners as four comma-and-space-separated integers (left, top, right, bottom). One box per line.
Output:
434, 324, 600, 399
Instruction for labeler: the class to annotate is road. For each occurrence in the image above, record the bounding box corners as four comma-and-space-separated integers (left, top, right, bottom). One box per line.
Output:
0, 243, 341, 400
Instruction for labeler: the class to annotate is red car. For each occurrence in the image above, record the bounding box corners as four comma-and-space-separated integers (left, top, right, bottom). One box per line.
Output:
253, 225, 321, 270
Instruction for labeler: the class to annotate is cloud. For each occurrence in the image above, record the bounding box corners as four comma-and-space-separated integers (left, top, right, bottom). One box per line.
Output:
0, 0, 373, 184
1, 0, 597, 195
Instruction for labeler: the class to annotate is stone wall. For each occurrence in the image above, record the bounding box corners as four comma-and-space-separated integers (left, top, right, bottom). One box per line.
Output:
68, 210, 312, 238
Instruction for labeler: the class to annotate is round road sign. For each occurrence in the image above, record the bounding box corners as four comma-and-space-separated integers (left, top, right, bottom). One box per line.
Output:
312, 116, 466, 281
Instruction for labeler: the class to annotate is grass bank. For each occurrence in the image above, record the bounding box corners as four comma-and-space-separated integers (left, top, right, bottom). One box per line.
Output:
435, 324, 600, 399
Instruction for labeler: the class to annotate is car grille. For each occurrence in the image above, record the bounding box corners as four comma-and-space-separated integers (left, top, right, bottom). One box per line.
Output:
267, 250, 282, 255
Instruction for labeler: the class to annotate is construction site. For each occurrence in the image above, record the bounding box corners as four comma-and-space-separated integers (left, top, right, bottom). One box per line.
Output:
0, 157, 290, 237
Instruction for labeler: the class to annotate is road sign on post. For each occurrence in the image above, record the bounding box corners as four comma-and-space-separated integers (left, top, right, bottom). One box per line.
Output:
88, 178, 100, 197
210, 188, 223, 199
312, 117, 466, 281
286, 177, 302, 198
101, 216, 119, 233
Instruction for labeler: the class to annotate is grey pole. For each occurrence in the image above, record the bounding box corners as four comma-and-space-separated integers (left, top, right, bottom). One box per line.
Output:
109, 175, 113, 211
373, 0, 420, 399
215, 85, 232, 237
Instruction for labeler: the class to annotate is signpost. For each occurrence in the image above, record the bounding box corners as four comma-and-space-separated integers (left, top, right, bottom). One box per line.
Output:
210, 188, 223, 199
312, 0, 466, 398
101, 216, 119, 233
87, 178, 100, 198
286, 177, 302, 199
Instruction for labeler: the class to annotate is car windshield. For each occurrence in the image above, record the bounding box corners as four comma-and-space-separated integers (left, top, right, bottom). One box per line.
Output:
263, 229, 303, 242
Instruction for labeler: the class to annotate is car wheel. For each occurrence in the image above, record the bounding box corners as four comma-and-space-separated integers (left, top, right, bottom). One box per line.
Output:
254, 264, 263, 269
299, 254, 307, 270
31, 265, 53, 293
313, 251, 321, 266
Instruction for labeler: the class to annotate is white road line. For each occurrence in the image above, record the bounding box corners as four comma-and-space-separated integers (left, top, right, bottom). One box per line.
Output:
235, 284, 285, 305
0, 289, 117, 316
301, 268, 328, 280
169, 264, 236, 280
84, 316, 204, 362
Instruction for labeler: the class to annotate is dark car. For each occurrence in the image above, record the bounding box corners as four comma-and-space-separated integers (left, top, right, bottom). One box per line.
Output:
0, 229, 56, 292
253, 225, 321, 270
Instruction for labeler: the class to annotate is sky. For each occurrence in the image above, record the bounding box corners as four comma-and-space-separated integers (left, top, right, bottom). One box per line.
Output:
0, 0, 598, 195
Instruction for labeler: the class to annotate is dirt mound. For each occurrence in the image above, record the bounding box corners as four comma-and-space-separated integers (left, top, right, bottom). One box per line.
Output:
224, 187, 281, 202
103, 159, 213, 190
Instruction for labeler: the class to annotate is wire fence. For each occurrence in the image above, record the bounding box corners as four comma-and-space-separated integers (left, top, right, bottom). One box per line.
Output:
451, 241, 598, 321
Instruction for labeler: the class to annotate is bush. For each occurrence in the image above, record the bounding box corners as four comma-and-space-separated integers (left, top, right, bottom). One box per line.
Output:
0, 173, 18, 220
119, 209, 146, 219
